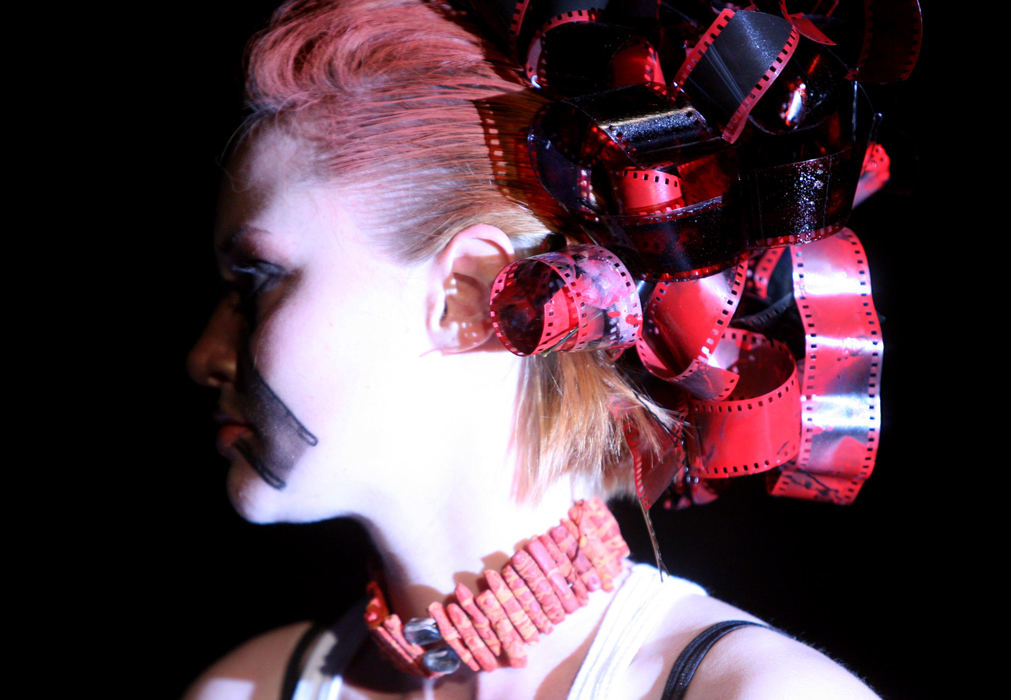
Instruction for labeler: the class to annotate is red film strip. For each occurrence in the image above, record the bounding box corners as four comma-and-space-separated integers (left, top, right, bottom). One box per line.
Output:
672, 152, 732, 208
672, 8, 734, 89
778, 0, 837, 45
508, 0, 532, 49
673, 8, 800, 143
721, 26, 799, 143
852, 0, 922, 82
489, 245, 641, 355
854, 141, 890, 206
603, 151, 729, 227
636, 260, 748, 400
609, 38, 665, 89
690, 330, 801, 479
747, 247, 786, 301
524, 8, 604, 87
754, 222, 845, 251
770, 228, 881, 504
624, 408, 686, 510
613, 167, 684, 214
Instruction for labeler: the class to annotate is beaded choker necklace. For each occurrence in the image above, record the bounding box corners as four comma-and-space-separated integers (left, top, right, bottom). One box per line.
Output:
364, 497, 630, 678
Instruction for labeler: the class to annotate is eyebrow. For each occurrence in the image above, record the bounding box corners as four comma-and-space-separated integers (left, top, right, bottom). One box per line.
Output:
217, 224, 272, 255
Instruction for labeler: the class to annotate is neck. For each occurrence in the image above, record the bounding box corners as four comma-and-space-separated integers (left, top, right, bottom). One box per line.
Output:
366, 478, 595, 619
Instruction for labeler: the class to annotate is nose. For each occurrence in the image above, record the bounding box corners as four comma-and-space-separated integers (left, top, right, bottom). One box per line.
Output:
188, 298, 242, 388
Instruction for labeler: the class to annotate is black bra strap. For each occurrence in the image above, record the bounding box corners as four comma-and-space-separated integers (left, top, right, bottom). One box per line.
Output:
661, 620, 770, 700
279, 622, 328, 700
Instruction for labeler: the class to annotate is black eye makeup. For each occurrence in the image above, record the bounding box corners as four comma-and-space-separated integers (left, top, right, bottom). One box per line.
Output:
215, 225, 289, 309
219, 255, 288, 325
227, 259, 285, 302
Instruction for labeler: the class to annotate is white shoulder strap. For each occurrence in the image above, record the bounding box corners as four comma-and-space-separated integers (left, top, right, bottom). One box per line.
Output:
567, 564, 706, 700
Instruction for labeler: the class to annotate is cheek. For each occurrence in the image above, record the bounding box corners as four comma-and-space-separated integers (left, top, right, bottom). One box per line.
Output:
241, 253, 439, 500
247, 303, 339, 420
249, 278, 418, 445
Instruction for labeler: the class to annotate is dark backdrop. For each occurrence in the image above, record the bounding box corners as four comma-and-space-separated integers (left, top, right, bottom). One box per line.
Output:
107, 2, 956, 698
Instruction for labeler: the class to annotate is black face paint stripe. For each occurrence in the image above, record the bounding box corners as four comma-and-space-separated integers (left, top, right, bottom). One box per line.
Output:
247, 362, 320, 447
235, 349, 319, 491
235, 438, 288, 490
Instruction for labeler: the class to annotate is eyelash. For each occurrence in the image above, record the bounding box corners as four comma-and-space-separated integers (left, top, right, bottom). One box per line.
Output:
226, 260, 284, 307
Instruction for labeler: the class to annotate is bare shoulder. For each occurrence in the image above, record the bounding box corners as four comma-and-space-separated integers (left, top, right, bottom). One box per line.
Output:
630, 594, 878, 700
183, 622, 314, 700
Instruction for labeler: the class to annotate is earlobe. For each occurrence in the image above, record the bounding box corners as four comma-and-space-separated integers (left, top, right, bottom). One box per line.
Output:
429, 225, 515, 353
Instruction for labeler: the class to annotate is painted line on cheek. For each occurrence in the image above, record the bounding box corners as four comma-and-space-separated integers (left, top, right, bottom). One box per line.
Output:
235, 438, 288, 490
250, 365, 320, 448
235, 349, 320, 491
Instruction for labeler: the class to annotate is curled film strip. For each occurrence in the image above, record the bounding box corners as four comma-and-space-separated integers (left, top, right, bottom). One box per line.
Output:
636, 260, 748, 401
747, 247, 787, 301
688, 329, 801, 480
769, 228, 881, 505
673, 8, 802, 144
490, 245, 642, 355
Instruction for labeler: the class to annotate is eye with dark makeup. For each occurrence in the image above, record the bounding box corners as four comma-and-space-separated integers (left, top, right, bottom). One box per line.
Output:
224, 259, 286, 321
228, 260, 284, 299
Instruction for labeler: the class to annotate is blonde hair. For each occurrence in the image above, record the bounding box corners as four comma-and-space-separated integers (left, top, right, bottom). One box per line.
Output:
244, 0, 669, 500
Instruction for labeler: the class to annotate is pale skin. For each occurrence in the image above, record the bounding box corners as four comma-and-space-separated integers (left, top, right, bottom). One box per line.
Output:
186, 128, 880, 700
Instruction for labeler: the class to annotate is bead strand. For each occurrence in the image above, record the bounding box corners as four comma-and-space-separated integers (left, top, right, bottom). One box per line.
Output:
365, 497, 629, 677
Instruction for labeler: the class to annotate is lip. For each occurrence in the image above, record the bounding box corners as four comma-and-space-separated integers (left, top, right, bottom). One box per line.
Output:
214, 410, 254, 457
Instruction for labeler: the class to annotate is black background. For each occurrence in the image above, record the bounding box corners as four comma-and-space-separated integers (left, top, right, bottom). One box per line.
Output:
93, 2, 963, 698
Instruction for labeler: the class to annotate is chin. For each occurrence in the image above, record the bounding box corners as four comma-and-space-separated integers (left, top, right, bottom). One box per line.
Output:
225, 459, 341, 524
226, 461, 286, 524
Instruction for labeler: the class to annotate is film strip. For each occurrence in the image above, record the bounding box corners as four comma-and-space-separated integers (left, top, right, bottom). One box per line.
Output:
853, 141, 890, 206
721, 26, 799, 143
592, 82, 715, 166
689, 330, 801, 479
777, 0, 837, 45
613, 167, 684, 214
673, 9, 800, 143
503, 0, 670, 91
600, 198, 752, 282
769, 0, 922, 82
609, 37, 665, 89
509, 0, 533, 49
747, 247, 786, 301
672, 8, 734, 88
769, 228, 881, 504
624, 404, 689, 510
852, 0, 922, 82
741, 145, 857, 249
628, 228, 881, 506
489, 245, 641, 355
524, 8, 605, 87
636, 260, 748, 401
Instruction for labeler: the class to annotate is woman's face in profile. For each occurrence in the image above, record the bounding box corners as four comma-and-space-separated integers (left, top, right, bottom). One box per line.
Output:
189, 128, 440, 523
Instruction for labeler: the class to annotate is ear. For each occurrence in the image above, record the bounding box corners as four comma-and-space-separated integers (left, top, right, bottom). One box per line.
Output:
428, 224, 515, 353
